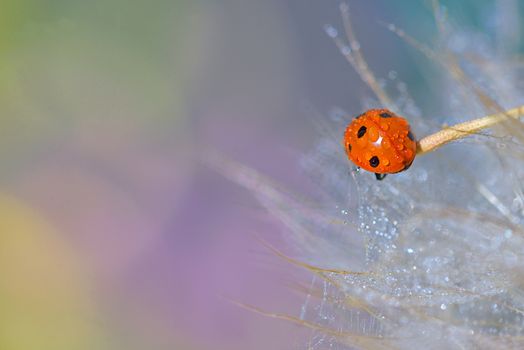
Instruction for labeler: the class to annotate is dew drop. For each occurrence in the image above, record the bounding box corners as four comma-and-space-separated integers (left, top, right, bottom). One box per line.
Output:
324, 24, 338, 38
341, 45, 352, 56
368, 126, 379, 142
414, 169, 428, 182
388, 70, 398, 80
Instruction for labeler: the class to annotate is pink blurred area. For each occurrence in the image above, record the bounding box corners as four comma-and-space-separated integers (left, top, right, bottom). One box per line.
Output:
1, 1, 402, 349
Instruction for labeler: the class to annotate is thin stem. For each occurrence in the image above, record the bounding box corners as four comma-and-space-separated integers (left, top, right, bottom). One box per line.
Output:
339, 3, 394, 109
417, 105, 524, 155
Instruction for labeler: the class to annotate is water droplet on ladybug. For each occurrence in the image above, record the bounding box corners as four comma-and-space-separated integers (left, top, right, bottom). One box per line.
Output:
368, 126, 379, 142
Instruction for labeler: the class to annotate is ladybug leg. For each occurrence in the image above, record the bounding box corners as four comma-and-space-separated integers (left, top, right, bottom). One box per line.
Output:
375, 173, 387, 181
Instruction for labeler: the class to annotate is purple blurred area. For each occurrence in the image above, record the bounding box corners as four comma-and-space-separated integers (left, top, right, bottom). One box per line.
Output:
1, 1, 430, 349
180, 1, 418, 349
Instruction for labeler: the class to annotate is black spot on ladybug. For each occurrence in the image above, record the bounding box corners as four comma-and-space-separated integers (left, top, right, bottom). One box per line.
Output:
357, 126, 367, 138
380, 112, 393, 118
407, 130, 415, 141
369, 156, 379, 168
348, 144, 352, 152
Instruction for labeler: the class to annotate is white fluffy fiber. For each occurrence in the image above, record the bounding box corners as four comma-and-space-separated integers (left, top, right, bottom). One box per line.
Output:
209, 2, 524, 349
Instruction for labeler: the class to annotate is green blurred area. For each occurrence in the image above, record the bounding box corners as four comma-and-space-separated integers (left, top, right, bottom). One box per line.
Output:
0, 0, 202, 159
0, 195, 104, 349
0, 2, 203, 349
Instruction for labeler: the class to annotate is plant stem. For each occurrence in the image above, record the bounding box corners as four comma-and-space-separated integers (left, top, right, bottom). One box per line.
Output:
417, 105, 524, 155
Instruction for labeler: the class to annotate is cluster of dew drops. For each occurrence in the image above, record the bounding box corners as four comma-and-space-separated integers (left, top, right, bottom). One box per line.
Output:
298, 43, 524, 350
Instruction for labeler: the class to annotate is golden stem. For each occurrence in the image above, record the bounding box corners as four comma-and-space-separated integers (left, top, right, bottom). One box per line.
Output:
417, 105, 524, 155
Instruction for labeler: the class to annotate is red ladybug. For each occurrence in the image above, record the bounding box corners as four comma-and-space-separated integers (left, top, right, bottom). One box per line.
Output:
343, 109, 417, 180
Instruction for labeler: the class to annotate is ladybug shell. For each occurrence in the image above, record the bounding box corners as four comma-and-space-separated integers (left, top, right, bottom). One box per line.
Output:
343, 109, 417, 174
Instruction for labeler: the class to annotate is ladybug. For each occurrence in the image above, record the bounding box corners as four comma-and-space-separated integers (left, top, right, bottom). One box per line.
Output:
343, 109, 417, 180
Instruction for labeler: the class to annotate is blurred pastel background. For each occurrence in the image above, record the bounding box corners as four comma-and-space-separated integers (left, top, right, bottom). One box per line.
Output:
0, 1, 510, 349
